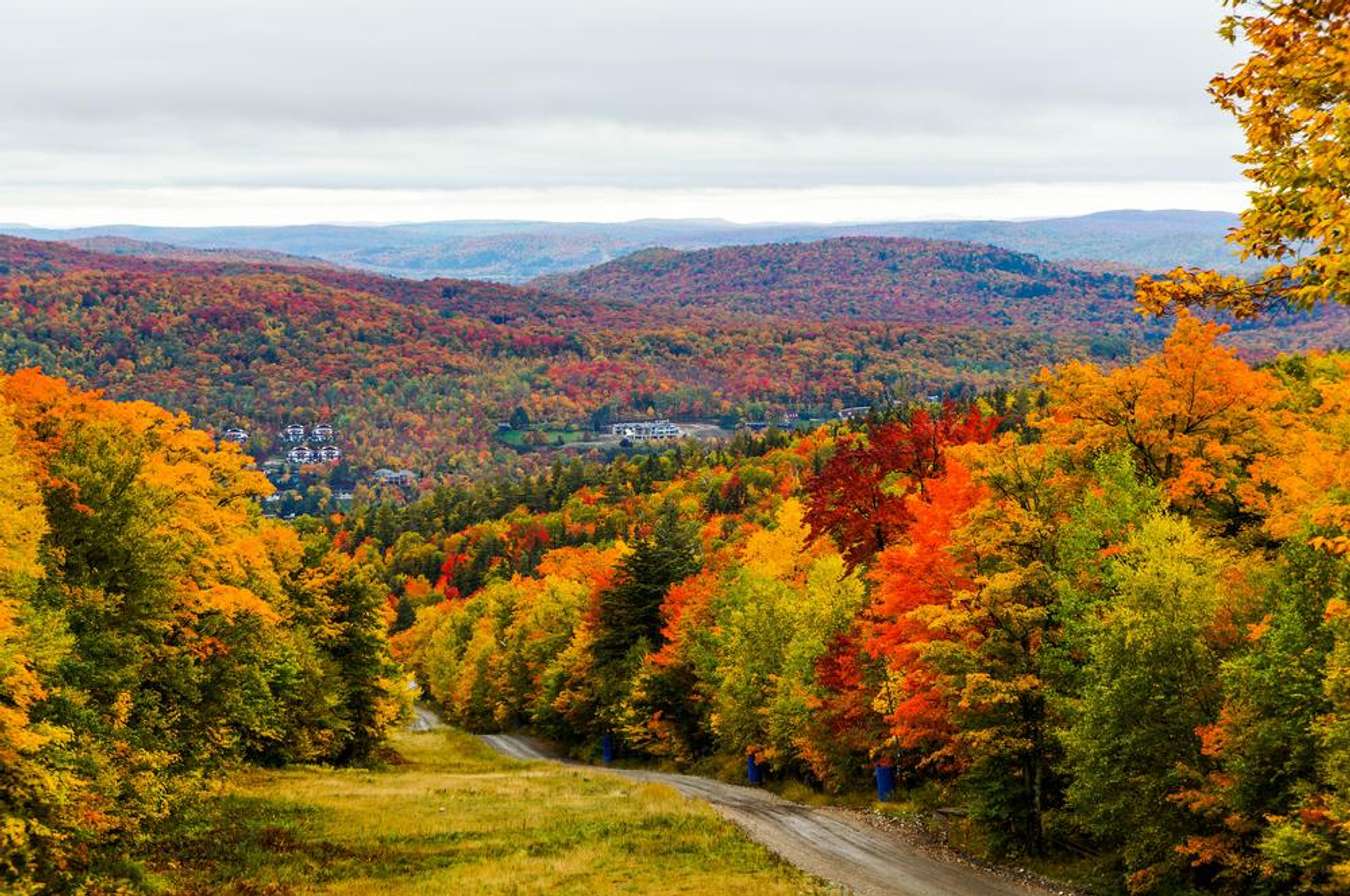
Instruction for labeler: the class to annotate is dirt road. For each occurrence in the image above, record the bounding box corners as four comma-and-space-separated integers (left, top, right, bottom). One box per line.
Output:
409, 705, 444, 732
478, 733, 1057, 896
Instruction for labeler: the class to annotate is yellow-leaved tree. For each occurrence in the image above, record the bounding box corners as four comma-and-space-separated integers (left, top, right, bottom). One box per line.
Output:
1137, 1, 1350, 317
0, 399, 68, 895
0, 369, 406, 892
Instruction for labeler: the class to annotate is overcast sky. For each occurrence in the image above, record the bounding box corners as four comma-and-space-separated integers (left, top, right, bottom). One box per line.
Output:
0, 0, 1246, 226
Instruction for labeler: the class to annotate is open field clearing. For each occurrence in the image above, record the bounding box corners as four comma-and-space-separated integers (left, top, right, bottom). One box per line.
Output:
159, 728, 830, 895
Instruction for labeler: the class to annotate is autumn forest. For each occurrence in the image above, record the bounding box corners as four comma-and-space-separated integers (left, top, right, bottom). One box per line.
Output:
4, 1, 1350, 895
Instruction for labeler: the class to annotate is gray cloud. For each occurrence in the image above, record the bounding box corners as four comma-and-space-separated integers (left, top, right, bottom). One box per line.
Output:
0, 0, 1246, 220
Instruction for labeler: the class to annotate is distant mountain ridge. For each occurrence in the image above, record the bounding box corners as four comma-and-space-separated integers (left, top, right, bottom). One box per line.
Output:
0, 209, 1245, 283
60, 235, 340, 270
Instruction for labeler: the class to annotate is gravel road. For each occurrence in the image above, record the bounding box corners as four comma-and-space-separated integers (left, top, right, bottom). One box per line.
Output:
478, 733, 1058, 896
409, 705, 444, 732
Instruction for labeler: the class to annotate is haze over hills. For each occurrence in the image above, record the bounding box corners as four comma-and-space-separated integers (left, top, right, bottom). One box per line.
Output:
59, 235, 341, 270
0, 209, 1245, 283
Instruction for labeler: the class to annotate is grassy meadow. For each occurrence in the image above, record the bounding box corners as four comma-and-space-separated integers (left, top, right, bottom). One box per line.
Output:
157, 728, 830, 895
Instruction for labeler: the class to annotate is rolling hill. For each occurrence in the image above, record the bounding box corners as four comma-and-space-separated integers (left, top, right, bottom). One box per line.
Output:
541, 236, 1345, 354
537, 237, 1143, 328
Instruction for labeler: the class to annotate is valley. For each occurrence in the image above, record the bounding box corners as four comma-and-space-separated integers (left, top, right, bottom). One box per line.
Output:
1, 230, 1342, 492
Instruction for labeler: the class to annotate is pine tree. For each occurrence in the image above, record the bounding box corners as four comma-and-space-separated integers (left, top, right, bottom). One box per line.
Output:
591, 502, 699, 668
332, 561, 400, 764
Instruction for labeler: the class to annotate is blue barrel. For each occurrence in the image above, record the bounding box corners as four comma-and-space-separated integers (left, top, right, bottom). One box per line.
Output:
747, 754, 763, 785
601, 733, 615, 764
874, 763, 896, 801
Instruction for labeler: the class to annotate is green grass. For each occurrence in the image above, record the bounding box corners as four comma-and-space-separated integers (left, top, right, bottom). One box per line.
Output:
496, 428, 590, 448
156, 729, 831, 895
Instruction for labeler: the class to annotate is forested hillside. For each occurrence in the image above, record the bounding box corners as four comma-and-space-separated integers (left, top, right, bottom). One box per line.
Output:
365, 315, 1350, 894
539, 237, 1142, 325
0, 371, 404, 893
2, 235, 1343, 483
540, 237, 1346, 351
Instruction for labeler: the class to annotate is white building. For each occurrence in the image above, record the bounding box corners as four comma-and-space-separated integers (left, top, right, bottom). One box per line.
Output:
374, 468, 416, 486
221, 427, 249, 444
610, 420, 683, 442
282, 424, 306, 443
287, 445, 316, 464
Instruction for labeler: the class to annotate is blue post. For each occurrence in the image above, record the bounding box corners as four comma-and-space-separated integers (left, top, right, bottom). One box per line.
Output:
601, 733, 615, 764
746, 754, 763, 785
874, 763, 896, 801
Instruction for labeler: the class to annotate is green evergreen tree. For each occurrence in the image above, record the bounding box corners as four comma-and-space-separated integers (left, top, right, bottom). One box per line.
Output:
591, 501, 699, 668
331, 560, 401, 764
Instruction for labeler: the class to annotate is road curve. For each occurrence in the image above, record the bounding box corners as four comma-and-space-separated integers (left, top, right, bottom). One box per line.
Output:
477, 733, 1054, 896
409, 705, 444, 733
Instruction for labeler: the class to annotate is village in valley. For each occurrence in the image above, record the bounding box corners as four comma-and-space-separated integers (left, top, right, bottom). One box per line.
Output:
219, 420, 418, 518
221, 401, 894, 518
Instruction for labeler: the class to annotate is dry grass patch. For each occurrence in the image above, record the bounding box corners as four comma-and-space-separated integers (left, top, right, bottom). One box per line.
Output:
158, 728, 831, 895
